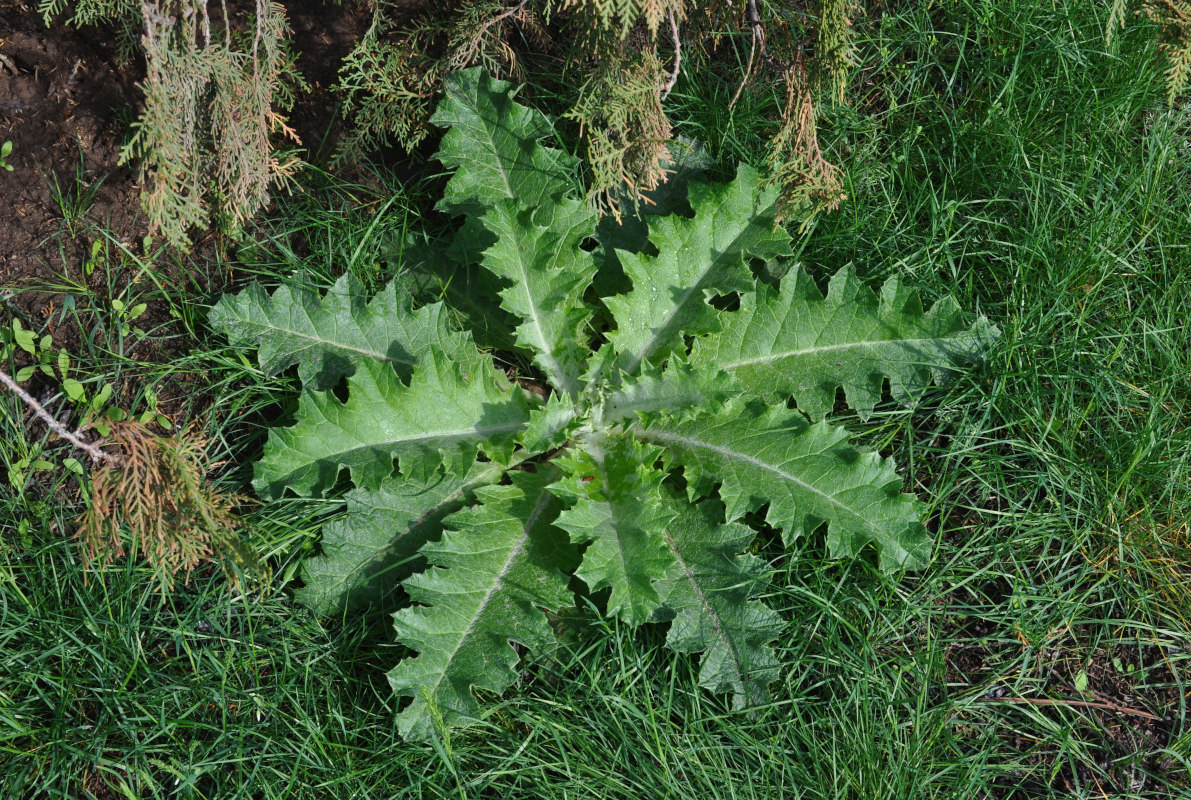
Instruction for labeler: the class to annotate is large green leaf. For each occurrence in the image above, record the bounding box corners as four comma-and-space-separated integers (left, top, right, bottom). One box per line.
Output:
658, 501, 783, 708
479, 198, 598, 399
551, 436, 678, 625
594, 136, 714, 297
432, 68, 579, 216
603, 165, 792, 375
397, 228, 520, 354
637, 402, 930, 570
209, 273, 475, 391
388, 470, 574, 741
692, 265, 1000, 420
294, 461, 508, 615
255, 346, 529, 499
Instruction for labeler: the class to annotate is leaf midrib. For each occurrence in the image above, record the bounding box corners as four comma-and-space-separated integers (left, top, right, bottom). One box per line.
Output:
722, 332, 975, 371
312, 462, 507, 600
622, 220, 764, 374
639, 426, 884, 541
624, 273, 704, 375
504, 252, 578, 400
245, 320, 417, 369
663, 529, 748, 696
466, 102, 515, 199
327, 420, 528, 459
422, 487, 556, 701
592, 448, 642, 620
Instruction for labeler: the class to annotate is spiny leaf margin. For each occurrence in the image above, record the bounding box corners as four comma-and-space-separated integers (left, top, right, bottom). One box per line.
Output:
692, 264, 1000, 420
388, 469, 574, 741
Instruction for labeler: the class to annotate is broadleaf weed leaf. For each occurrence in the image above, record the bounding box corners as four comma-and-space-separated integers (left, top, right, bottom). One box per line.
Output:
216, 69, 997, 741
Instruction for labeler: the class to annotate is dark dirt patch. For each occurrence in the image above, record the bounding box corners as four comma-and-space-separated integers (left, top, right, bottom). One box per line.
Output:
0, 3, 144, 335
0, 0, 377, 426
0, 0, 371, 325
944, 619, 1187, 798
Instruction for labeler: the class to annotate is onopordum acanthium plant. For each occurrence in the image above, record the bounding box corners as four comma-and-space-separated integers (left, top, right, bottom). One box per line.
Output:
211, 68, 998, 741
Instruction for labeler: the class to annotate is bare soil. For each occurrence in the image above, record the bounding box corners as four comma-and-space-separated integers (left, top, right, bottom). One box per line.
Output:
0, 0, 373, 429
0, 0, 371, 344
0, 1, 143, 324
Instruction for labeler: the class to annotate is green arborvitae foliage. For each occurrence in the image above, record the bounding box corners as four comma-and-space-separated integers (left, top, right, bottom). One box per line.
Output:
1142, 0, 1191, 103
213, 67, 997, 741
330, 1, 857, 230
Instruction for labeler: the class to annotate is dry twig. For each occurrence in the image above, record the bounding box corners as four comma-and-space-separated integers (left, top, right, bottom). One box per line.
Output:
660, 12, 681, 101
976, 695, 1165, 721
455, 0, 530, 68
0, 366, 116, 464
731, 0, 766, 109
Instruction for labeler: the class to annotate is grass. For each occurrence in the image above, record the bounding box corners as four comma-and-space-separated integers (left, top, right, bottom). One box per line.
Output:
2, 0, 1190, 797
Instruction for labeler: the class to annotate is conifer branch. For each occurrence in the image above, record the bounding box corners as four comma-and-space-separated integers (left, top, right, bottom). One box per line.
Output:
461, 0, 529, 64
0, 366, 117, 464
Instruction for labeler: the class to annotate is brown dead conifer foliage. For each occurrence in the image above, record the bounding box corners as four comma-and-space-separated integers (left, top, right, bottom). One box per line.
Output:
1142, 0, 1191, 103
76, 422, 267, 590
767, 72, 846, 230
122, 0, 304, 249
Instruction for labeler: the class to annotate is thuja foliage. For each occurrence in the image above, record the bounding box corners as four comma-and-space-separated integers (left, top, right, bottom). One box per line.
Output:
39, 0, 141, 59
120, 0, 305, 248
335, 0, 857, 220
212, 69, 997, 741
77, 422, 267, 590
1141, 0, 1191, 102
42, 0, 305, 248
1108, 0, 1191, 102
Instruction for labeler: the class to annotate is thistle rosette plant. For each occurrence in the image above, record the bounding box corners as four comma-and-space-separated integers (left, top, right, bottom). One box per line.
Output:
211, 68, 998, 741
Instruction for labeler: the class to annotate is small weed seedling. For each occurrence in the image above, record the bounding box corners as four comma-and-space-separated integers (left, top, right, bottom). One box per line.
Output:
1, 316, 173, 491
0, 141, 13, 172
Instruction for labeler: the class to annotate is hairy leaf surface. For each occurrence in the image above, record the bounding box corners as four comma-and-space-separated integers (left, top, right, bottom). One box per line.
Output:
602, 359, 739, 425
432, 68, 578, 215
638, 403, 930, 569
295, 461, 508, 615
256, 347, 529, 498
388, 470, 573, 741
604, 165, 792, 374
209, 273, 476, 390
479, 198, 598, 399
693, 265, 999, 419
658, 501, 783, 708
552, 437, 677, 624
